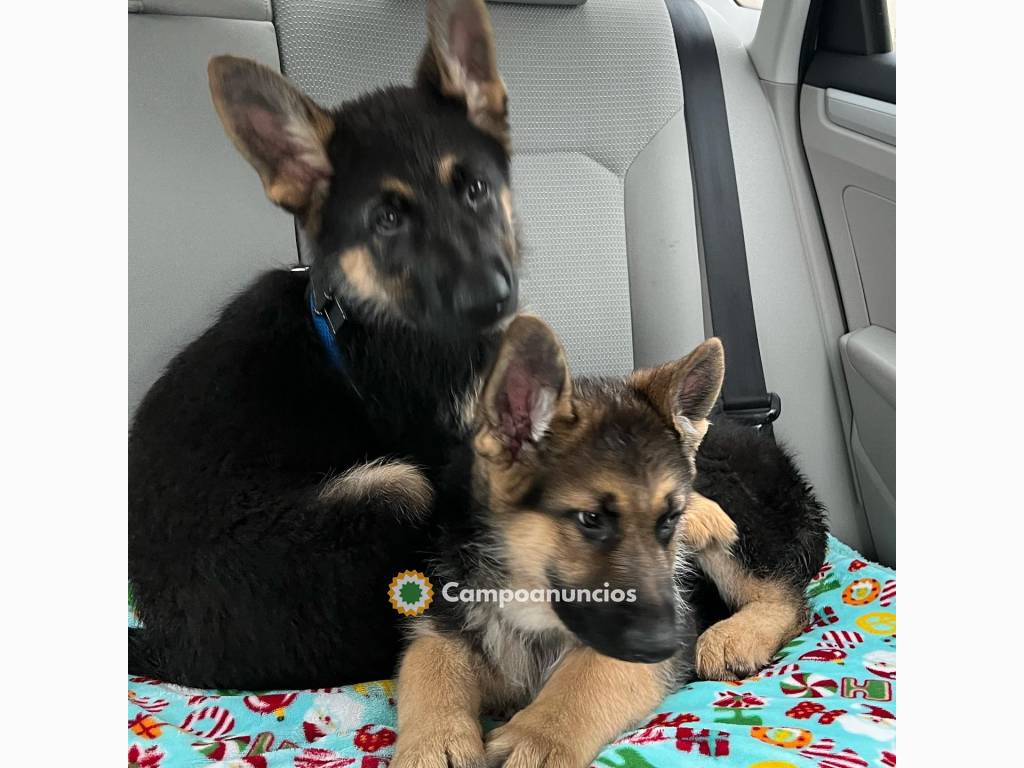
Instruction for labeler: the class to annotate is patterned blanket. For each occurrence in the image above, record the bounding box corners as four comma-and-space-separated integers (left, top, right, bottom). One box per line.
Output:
129, 536, 895, 768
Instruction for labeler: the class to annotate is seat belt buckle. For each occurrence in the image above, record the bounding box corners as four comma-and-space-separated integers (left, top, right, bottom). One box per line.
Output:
721, 392, 782, 432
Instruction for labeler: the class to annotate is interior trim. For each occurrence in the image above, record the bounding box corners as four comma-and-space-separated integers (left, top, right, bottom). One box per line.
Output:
843, 325, 895, 407
127, 0, 272, 21
748, 0, 813, 85
805, 51, 895, 104
818, 0, 893, 55
826, 88, 895, 146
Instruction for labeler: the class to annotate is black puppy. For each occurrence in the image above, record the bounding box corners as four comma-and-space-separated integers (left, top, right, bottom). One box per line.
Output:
129, 0, 519, 689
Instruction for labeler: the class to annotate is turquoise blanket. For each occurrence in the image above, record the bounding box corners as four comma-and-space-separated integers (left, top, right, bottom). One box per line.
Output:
129, 536, 895, 767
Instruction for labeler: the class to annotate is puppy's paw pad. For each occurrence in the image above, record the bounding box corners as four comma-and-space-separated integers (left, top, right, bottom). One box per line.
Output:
695, 621, 775, 681
486, 720, 580, 768
393, 726, 485, 768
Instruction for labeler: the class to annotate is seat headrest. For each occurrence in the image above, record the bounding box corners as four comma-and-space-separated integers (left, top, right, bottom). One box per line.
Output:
128, 1, 586, 22
491, 1, 585, 5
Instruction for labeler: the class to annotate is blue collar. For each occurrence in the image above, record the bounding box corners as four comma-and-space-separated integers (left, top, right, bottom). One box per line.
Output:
307, 277, 364, 400
308, 287, 349, 374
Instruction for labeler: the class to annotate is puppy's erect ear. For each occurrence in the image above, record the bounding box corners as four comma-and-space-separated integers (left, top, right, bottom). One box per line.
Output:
418, 0, 509, 148
208, 56, 334, 225
477, 316, 574, 463
629, 338, 725, 452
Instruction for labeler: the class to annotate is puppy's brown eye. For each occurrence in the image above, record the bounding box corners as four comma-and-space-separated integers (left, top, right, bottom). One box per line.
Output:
576, 509, 602, 530
465, 178, 490, 207
373, 204, 402, 234
657, 504, 683, 544
659, 509, 682, 531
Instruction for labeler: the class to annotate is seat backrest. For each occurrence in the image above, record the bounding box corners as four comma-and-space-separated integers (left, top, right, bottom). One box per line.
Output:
128, 0, 874, 556
128, 1, 299, 413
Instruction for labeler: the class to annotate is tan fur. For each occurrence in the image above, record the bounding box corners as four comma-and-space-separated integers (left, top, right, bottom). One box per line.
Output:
473, 315, 705, 637
207, 56, 334, 234
271, 109, 334, 230
485, 647, 670, 768
425, 0, 509, 148
467, 79, 510, 149
338, 246, 391, 307
500, 512, 583, 602
453, 372, 483, 433
396, 319, 733, 767
627, 339, 724, 454
318, 459, 433, 522
476, 315, 574, 471
498, 184, 521, 268
695, 546, 806, 680
437, 153, 457, 185
500, 185, 515, 229
392, 626, 487, 768
682, 492, 738, 552
381, 176, 416, 199
467, 606, 571, 702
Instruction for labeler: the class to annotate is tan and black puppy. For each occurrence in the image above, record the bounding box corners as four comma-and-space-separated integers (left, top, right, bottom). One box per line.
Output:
393, 316, 826, 768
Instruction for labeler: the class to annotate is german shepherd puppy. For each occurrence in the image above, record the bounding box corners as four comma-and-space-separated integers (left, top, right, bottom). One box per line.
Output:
129, 0, 519, 689
393, 317, 826, 768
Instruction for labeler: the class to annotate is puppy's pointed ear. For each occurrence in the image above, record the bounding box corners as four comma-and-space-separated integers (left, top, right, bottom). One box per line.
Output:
208, 56, 334, 226
477, 316, 574, 463
629, 338, 725, 452
418, 0, 509, 148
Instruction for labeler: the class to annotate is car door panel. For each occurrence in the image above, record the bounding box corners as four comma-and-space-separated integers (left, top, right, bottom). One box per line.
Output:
840, 326, 895, 565
799, 0, 895, 564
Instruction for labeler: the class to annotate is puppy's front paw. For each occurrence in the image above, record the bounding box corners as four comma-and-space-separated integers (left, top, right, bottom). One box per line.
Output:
695, 617, 776, 680
393, 716, 485, 768
485, 714, 585, 768
681, 494, 737, 551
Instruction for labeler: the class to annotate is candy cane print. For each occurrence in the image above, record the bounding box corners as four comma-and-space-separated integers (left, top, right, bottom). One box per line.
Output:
180, 706, 236, 738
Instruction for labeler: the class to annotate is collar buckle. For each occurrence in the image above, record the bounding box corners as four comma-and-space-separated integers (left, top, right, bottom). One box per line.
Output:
309, 273, 348, 336
317, 292, 348, 337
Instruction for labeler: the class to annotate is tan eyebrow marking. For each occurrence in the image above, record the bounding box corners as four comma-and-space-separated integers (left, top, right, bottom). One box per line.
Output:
500, 184, 514, 229
650, 476, 681, 515
339, 245, 388, 306
381, 177, 415, 199
437, 153, 458, 185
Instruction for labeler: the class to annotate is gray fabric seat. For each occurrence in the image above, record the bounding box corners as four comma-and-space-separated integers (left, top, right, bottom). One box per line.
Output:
128, 0, 874, 555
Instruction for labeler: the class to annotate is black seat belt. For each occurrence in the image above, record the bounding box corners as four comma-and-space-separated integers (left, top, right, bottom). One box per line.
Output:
665, 0, 781, 437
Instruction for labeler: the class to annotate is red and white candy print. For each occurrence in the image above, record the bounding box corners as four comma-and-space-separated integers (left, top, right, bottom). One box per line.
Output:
128, 692, 169, 714
801, 738, 869, 768
879, 579, 896, 607
780, 672, 839, 698
760, 663, 801, 678
812, 562, 834, 581
819, 630, 864, 650
180, 706, 235, 738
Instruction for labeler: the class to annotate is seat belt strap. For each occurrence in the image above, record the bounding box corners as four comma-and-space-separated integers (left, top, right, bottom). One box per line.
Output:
665, 0, 781, 435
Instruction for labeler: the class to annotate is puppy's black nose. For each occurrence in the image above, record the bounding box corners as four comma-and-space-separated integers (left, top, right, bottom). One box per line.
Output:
618, 622, 679, 663
455, 269, 511, 326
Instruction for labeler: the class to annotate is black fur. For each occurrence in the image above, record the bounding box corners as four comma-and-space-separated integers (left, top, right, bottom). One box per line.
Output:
129, 271, 497, 689
316, 86, 516, 337
686, 418, 829, 635
695, 420, 828, 582
130, 13, 518, 688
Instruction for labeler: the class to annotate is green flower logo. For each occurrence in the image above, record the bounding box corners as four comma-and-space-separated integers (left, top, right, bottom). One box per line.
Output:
388, 570, 434, 616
